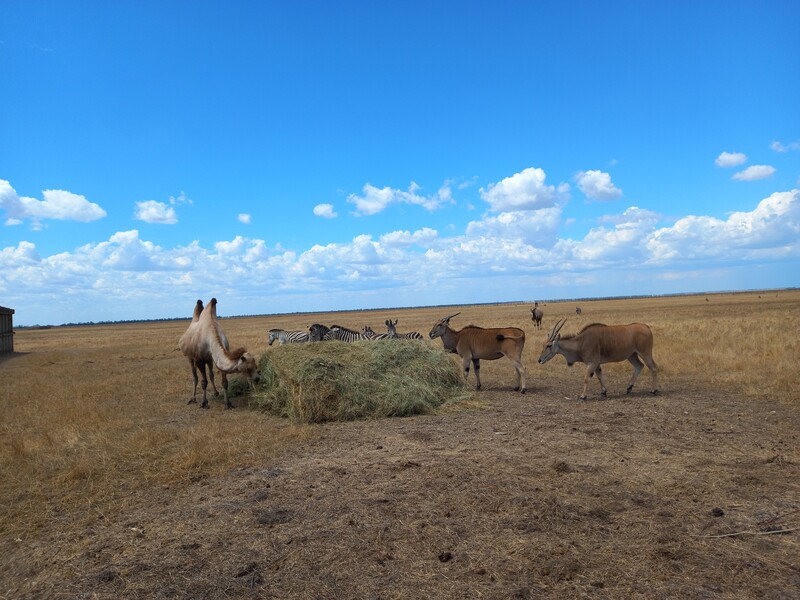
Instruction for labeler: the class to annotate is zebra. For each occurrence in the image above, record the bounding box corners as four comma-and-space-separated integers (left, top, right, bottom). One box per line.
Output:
328, 324, 376, 342
268, 328, 309, 345
385, 319, 424, 340
362, 325, 391, 340
309, 323, 334, 341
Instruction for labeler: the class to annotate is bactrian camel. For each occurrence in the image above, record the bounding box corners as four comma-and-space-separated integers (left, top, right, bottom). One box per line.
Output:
178, 297, 261, 409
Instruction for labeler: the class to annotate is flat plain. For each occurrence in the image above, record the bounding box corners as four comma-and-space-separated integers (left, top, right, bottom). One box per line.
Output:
1, 290, 799, 599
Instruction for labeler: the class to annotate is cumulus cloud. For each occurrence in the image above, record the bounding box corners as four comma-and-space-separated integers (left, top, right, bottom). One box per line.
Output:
715, 151, 747, 167
379, 227, 438, 248
313, 203, 338, 219
134, 200, 178, 224
732, 165, 776, 181
169, 191, 192, 205
770, 140, 800, 153
575, 170, 622, 201
1, 179, 107, 227
480, 167, 570, 212
238, 213, 252, 224
347, 181, 454, 216
3, 187, 798, 326
466, 207, 562, 246
647, 190, 799, 261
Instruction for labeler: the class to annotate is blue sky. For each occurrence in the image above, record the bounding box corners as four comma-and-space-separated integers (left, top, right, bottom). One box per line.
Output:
1, 1, 799, 326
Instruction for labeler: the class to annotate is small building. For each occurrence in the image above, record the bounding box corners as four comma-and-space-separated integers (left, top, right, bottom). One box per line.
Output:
0, 306, 14, 353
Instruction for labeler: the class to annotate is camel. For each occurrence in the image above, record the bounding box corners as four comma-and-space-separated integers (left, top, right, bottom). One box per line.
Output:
178, 297, 261, 409
180, 299, 221, 397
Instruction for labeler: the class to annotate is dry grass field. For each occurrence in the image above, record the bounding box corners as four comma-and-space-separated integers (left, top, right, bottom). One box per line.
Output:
1, 290, 799, 599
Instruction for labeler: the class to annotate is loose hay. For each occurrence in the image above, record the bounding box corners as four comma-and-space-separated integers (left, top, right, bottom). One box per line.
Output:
251, 340, 475, 422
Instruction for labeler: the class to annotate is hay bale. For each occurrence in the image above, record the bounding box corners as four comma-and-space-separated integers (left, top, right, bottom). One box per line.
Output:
250, 340, 475, 423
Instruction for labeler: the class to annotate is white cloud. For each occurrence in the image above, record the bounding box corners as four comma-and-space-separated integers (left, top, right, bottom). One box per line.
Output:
715, 151, 747, 167
770, 140, 800, 153
732, 165, 776, 181
169, 191, 192, 205
1, 179, 107, 227
238, 213, 252, 224
379, 227, 438, 248
479, 167, 569, 212
466, 207, 562, 246
647, 190, 799, 261
575, 170, 622, 201
3, 185, 799, 326
134, 200, 178, 224
347, 181, 454, 216
313, 203, 338, 219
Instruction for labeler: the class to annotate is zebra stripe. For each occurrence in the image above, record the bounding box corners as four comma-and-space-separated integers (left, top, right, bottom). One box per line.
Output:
268, 329, 309, 345
329, 325, 376, 342
385, 319, 424, 340
361, 325, 391, 340
309, 324, 334, 341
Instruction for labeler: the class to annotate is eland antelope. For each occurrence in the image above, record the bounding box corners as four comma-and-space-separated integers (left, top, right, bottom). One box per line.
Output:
530, 302, 543, 329
538, 319, 658, 401
429, 313, 527, 393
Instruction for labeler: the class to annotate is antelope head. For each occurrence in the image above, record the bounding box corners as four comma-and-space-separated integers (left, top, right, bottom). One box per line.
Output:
538, 318, 566, 364
429, 312, 460, 339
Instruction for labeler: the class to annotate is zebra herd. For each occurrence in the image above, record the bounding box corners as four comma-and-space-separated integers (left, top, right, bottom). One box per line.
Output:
268, 319, 423, 346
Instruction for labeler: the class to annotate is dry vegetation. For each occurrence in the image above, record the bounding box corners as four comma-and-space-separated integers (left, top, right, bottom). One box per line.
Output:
1, 290, 799, 598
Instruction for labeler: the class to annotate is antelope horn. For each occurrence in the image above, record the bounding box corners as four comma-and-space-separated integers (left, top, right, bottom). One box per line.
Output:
548, 318, 566, 341
444, 312, 460, 321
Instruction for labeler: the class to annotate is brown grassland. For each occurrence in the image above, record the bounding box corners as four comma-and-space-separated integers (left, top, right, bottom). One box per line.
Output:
1, 290, 799, 599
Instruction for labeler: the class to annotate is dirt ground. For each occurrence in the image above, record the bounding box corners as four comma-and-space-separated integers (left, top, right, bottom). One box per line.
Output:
9, 376, 799, 599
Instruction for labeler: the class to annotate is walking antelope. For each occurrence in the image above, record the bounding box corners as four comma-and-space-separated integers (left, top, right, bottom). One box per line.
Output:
538, 319, 658, 401
530, 302, 543, 329
429, 313, 527, 393
385, 319, 424, 340
268, 328, 309, 345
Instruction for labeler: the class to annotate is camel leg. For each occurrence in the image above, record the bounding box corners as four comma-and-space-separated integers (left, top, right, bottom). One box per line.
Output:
221, 372, 234, 409
188, 361, 199, 404
208, 365, 220, 396
200, 363, 210, 409
626, 354, 645, 394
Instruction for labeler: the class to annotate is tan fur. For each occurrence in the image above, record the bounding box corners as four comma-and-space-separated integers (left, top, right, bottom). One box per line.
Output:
429, 314, 527, 393
178, 298, 261, 409
539, 319, 658, 400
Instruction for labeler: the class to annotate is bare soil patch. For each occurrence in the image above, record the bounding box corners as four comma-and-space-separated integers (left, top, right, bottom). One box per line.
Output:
7, 384, 798, 599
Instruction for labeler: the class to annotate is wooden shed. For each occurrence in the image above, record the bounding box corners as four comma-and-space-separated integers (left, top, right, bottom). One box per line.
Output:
0, 306, 14, 353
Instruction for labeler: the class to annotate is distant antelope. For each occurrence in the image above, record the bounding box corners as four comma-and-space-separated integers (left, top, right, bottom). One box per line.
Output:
385, 319, 424, 340
575, 307, 582, 315
530, 302, 543, 329
538, 319, 658, 401
429, 313, 527, 393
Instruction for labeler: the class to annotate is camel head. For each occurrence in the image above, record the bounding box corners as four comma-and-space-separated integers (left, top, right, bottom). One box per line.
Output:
231, 348, 261, 384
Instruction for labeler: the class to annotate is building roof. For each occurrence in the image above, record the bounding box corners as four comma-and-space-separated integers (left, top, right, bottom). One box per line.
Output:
0, 306, 14, 314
